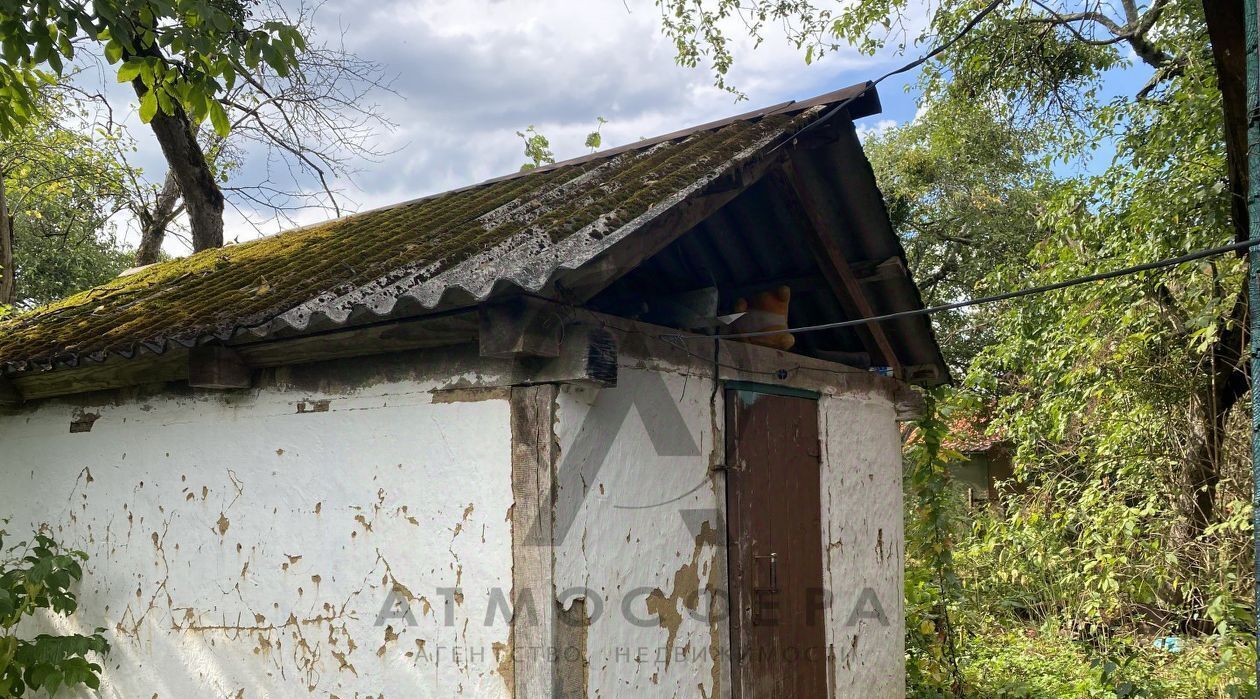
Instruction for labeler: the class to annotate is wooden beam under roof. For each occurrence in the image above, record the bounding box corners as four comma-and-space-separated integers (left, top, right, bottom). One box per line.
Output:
0, 377, 22, 408
772, 162, 902, 374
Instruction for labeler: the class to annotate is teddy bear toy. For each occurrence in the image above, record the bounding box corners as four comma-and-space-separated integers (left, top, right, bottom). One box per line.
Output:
729, 285, 794, 351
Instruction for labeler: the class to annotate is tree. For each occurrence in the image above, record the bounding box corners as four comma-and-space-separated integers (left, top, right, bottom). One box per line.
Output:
652, 0, 1252, 642
864, 97, 1050, 369
0, 0, 306, 251
0, 87, 134, 310
1, 0, 390, 260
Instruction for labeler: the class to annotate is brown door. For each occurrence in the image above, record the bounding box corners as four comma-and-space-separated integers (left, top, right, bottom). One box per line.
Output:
726, 387, 827, 698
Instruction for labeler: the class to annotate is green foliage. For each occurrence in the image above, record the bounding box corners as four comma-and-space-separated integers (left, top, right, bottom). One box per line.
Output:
864, 97, 1049, 368
905, 388, 967, 695
0, 529, 108, 697
519, 117, 612, 170
12, 227, 133, 309
517, 125, 555, 171
0, 0, 306, 136
585, 116, 608, 152
800, 2, 1258, 696
952, 629, 1254, 698
1, 86, 136, 309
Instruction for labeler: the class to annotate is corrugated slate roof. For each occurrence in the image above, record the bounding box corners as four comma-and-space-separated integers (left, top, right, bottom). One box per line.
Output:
0, 84, 885, 374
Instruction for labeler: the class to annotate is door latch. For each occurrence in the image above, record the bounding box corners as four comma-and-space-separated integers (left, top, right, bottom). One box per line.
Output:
754, 552, 778, 592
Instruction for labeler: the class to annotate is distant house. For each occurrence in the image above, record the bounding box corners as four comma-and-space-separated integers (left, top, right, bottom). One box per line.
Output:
0, 83, 946, 698
944, 418, 1015, 507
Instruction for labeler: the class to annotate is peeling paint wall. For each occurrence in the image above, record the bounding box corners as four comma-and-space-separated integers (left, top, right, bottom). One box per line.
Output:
554, 367, 729, 698
820, 392, 905, 698
0, 371, 514, 697
0, 332, 908, 698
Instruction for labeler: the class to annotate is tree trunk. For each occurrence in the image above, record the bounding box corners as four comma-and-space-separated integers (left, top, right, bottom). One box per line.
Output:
135, 170, 183, 266
1203, 0, 1248, 244
0, 174, 14, 306
1178, 283, 1250, 540
131, 81, 224, 252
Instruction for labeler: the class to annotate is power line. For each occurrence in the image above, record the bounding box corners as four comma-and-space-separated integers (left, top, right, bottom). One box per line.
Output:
668, 238, 1260, 341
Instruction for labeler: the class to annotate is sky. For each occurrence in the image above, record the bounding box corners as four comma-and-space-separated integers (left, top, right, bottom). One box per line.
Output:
95, 0, 1153, 255
99, 0, 925, 253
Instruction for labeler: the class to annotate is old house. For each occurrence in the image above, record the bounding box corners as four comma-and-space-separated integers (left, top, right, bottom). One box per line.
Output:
0, 83, 946, 698
943, 418, 1016, 508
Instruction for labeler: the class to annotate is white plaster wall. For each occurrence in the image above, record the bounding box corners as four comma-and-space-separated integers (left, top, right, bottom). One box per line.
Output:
820, 391, 905, 698
554, 367, 728, 699
0, 374, 514, 697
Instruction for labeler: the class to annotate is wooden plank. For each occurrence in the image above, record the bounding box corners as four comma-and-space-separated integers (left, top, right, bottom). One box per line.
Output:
188, 345, 251, 389
234, 313, 479, 368
0, 376, 22, 408
522, 324, 618, 388
479, 297, 564, 358
509, 384, 559, 696
13, 350, 189, 401
10, 313, 479, 402
852, 256, 907, 284
777, 162, 903, 373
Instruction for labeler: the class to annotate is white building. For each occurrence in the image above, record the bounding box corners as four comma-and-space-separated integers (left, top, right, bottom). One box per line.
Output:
0, 83, 946, 698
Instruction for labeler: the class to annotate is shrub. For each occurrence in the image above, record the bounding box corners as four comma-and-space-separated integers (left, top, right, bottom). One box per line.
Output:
0, 529, 108, 696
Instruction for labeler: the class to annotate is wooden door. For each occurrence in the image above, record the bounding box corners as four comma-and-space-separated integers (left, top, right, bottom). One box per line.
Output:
726, 387, 827, 698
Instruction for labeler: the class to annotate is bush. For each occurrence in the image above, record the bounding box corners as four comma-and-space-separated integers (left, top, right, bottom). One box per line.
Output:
0, 529, 108, 697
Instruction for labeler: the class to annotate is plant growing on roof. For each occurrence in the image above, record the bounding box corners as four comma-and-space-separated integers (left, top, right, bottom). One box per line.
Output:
0, 527, 108, 696
519, 117, 611, 170
517, 126, 556, 171
585, 116, 609, 152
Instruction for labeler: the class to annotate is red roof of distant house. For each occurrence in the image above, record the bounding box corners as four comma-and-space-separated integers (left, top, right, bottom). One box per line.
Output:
941, 416, 1007, 453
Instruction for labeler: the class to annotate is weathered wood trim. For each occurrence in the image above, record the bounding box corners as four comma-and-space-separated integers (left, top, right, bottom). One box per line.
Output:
188, 345, 252, 389
480, 297, 564, 359
520, 324, 618, 388
234, 313, 480, 367
6, 303, 912, 412
774, 163, 903, 374
509, 384, 559, 696
7, 313, 480, 403
0, 376, 22, 408
13, 350, 190, 402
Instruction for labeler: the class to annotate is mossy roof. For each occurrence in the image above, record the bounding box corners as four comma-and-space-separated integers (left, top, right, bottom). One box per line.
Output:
0, 84, 878, 373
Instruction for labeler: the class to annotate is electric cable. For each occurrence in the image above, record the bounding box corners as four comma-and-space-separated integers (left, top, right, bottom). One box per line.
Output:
666, 237, 1260, 341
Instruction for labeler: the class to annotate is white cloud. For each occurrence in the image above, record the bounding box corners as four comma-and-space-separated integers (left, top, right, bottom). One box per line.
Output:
96, 0, 920, 255
857, 118, 899, 140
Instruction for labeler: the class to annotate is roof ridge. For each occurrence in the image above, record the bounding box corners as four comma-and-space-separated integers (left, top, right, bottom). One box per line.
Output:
296, 81, 878, 232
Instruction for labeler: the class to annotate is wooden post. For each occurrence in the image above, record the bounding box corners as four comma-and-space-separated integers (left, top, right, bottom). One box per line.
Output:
509, 384, 559, 696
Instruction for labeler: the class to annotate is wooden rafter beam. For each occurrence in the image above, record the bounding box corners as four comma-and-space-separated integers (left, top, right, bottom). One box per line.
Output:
0, 376, 22, 409
188, 345, 252, 389
775, 162, 902, 373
